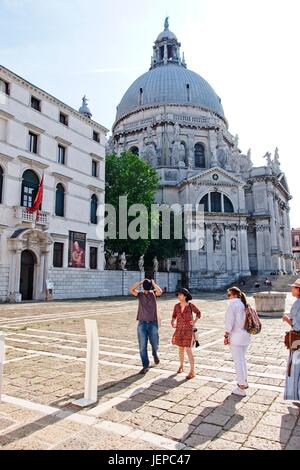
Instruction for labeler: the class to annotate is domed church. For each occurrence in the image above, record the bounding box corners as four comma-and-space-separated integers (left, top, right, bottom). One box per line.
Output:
110, 19, 293, 288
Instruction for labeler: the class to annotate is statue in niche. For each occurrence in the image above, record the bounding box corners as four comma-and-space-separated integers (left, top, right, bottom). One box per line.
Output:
179, 143, 186, 164
146, 126, 153, 142
166, 259, 171, 272
153, 256, 159, 272
144, 143, 157, 166
138, 255, 144, 272
174, 123, 180, 140
212, 226, 223, 251
199, 237, 205, 252
119, 252, 127, 271
172, 140, 181, 166
231, 238, 237, 251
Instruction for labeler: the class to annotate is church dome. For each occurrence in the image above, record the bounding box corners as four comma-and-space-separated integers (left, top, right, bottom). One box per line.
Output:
115, 64, 224, 122
115, 19, 225, 124
156, 29, 178, 42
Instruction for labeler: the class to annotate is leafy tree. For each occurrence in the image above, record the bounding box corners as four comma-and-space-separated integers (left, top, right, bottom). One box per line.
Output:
105, 152, 159, 258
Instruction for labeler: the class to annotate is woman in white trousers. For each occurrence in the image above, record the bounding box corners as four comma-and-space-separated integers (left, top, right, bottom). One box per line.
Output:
224, 287, 251, 397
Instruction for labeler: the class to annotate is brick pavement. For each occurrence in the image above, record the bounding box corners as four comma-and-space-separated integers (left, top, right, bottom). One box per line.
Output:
0, 293, 299, 450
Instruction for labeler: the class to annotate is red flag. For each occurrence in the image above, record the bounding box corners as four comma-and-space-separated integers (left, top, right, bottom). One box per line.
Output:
27, 175, 44, 214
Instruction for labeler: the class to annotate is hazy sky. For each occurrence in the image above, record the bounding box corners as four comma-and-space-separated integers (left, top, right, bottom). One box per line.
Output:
1, 0, 299, 226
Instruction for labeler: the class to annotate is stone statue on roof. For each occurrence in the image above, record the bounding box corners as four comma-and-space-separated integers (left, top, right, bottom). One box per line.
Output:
164, 17, 169, 30
263, 152, 272, 168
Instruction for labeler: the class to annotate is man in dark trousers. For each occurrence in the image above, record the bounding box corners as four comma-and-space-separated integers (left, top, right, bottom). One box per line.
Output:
129, 278, 162, 374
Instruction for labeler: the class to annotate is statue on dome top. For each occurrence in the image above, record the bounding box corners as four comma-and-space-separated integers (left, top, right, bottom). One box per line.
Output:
164, 16, 169, 30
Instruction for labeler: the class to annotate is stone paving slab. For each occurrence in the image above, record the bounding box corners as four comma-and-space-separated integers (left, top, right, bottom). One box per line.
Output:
0, 292, 299, 450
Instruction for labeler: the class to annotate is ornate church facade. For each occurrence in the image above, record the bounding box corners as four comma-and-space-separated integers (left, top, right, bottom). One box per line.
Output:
110, 19, 293, 288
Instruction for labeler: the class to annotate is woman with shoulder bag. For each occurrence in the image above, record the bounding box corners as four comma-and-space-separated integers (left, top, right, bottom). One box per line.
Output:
171, 288, 201, 379
224, 286, 251, 397
283, 279, 300, 402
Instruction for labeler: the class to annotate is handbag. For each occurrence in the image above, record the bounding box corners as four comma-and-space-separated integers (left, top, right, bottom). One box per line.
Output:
244, 305, 262, 335
284, 330, 300, 350
193, 328, 200, 348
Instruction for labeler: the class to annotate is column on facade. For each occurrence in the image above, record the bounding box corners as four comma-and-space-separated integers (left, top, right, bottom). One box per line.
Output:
206, 224, 214, 273
37, 253, 45, 300
255, 224, 265, 273
274, 197, 282, 252
224, 225, 232, 273
263, 225, 272, 273
267, 188, 277, 249
8, 244, 22, 301
284, 207, 293, 273
240, 224, 250, 274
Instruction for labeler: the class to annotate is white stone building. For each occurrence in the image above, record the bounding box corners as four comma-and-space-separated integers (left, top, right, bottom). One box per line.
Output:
0, 65, 107, 302
111, 20, 293, 289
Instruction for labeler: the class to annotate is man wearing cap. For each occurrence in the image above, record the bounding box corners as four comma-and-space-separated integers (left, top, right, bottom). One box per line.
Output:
283, 279, 300, 402
129, 278, 162, 374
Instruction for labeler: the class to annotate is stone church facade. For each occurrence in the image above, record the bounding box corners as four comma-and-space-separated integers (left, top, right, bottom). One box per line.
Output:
110, 19, 293, 288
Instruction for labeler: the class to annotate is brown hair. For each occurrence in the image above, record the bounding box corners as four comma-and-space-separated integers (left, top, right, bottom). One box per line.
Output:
227, 286, 248, 308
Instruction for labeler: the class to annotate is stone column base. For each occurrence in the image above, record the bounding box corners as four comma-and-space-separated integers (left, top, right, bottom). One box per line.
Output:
8, 293, 22, 303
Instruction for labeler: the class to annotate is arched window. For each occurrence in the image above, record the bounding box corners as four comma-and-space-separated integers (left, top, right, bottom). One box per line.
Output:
194, 143, 205, 168
224, 196, 234, 213
55, 183, 65, 217
0, 166, 3, 204
129, 146, 139, 156
200, 192, 234, 213
90, 194, 98, 224
21, 170, 39, 208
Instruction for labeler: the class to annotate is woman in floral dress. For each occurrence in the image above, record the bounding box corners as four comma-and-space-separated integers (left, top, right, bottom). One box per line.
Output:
171, 288, 201, 379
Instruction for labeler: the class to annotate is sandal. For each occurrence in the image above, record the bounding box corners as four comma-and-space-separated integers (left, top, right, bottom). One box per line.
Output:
186, 372, 195, 380
177, 367, 184, 374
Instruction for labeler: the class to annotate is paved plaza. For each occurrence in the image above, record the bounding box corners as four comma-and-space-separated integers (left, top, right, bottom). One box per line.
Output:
0, 293, 299, 451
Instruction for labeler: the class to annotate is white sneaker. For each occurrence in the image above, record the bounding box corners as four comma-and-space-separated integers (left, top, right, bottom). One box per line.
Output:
232, 387, 246, 397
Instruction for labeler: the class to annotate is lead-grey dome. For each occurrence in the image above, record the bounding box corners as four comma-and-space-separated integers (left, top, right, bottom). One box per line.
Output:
156, 29, 177, 42
115, 64, 225, 122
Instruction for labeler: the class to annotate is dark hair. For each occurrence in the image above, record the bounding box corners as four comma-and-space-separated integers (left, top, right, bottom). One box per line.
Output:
143, 279, 152, 291
176, 288, 192, 301
227, 286, 248, 307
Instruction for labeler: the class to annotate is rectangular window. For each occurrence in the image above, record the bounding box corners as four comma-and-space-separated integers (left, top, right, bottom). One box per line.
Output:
93, 131, 100, 143
53, 242, 64, 268
92, 159, 98, 177
0, 78, 10, 95
59, 112, 68, 126
211, 192, 221, 213
89, 247, 98, 270
58, 145, 66, 164
28, 132, 38, 154
31, 96, 41, 111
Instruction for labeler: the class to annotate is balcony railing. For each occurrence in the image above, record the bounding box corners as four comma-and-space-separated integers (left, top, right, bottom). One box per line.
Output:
14, 206, 49, 226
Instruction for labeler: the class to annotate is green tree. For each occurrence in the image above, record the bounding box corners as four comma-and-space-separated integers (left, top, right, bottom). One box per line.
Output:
105, 152, 159, 259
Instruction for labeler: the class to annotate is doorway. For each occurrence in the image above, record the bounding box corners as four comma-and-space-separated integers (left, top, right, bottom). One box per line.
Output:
20, 250, 35, 301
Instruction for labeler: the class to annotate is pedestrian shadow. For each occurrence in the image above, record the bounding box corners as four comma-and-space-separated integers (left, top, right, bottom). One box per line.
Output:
0, 372, 147, 448
113, 374, 245, 447
115, 373, 186, 413
52, 372, 148, 409
279, 405, 300, 450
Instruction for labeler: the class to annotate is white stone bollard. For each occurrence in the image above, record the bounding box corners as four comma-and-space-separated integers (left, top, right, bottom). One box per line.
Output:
0, 332, 5, 403
73, 320, 99, 407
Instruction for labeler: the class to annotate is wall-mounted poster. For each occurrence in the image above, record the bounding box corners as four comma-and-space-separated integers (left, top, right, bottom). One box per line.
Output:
68, 231, 86, 268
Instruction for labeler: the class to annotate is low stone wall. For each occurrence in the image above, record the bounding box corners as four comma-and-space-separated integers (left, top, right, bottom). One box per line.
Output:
0, 266, 9, 302
48, 269, 181, 300
253, 291, 287, 318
